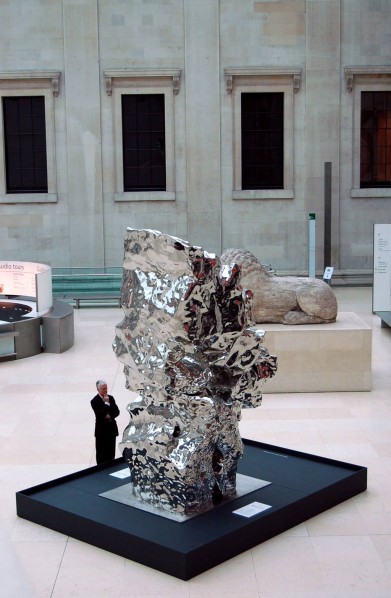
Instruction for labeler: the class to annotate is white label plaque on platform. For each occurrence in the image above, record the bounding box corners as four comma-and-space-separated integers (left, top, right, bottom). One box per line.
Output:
109, 468, 131, 479
233, 501, 272, 518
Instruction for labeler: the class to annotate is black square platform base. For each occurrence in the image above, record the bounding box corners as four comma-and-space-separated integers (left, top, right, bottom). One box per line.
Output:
16, 439, 367, 580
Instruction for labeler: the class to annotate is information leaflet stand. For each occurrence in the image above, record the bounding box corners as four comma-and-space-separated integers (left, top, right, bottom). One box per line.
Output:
373, 224, 391, 328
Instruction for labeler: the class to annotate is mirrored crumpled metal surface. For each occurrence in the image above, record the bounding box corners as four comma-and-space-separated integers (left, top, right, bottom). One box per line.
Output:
113, 229, 277, 515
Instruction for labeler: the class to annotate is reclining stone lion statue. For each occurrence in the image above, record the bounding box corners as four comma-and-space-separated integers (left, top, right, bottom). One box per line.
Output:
220, 248, 338, 325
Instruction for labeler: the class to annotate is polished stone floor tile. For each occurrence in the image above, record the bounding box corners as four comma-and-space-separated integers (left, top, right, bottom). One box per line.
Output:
1, 288, 391, 596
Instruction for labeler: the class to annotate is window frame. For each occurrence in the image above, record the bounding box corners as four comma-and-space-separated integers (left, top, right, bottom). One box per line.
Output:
225, 67, 301, 200
345, 66, 391, 198
104, 69, 180, 202
0, 71, 59, 204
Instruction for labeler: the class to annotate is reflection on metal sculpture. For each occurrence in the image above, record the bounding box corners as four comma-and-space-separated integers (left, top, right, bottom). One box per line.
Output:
113, 229, 277, 515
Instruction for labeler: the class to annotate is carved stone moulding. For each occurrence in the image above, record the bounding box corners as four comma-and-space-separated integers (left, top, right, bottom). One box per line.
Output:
224, 66, 302, 94
0, 71, 61, 96
104, 68, 181, 96
344, 65, 391, 92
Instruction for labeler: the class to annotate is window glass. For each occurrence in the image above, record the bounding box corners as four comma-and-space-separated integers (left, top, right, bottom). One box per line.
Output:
2, 96, 48, 193
122, 94, 166, 191
241, 92, 284, 190
360, 91, 391, 188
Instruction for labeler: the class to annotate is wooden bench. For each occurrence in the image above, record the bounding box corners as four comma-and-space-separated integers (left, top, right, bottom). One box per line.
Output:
64, 293, 121, 308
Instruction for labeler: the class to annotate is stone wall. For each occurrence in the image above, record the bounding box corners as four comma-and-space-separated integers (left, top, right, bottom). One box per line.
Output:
0, 0, 389, 275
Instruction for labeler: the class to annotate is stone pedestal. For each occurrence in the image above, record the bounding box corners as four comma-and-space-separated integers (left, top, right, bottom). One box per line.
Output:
259, 312, 371, 393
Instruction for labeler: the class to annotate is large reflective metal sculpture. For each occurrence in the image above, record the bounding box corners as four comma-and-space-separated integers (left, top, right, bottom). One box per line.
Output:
113, 229, 277, 515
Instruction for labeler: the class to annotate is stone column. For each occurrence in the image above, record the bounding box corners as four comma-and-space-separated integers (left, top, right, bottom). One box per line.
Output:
63, 0, 104, 266
305, 0, 341, 270
184, 0, 222, 254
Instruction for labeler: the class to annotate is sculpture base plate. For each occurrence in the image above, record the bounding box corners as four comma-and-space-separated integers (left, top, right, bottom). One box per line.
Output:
15, 439, 367, 580
100, 473, 271, 522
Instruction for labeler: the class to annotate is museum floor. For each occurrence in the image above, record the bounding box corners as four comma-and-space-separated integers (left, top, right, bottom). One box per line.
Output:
1, 287, 391, 597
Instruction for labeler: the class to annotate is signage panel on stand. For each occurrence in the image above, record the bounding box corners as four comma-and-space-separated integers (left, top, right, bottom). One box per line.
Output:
373, 224, 391, 312
0, 261, 53, 315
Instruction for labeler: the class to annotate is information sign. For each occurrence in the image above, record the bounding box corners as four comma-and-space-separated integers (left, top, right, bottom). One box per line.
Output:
323, 266, 334, 280
0, 261, 53, 315
373, 224, 391, 312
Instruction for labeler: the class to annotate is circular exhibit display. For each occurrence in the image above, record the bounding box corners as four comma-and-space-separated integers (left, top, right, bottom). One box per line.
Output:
1, 262, 74, 360
0, 301, 33, 322
0, 260, 53, 315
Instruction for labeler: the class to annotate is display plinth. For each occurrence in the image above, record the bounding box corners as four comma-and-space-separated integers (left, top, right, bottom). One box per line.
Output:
0, 298, 74, 359
375, 311, 391, 328
259, 312, 372, 392
15, 439, 367, 580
